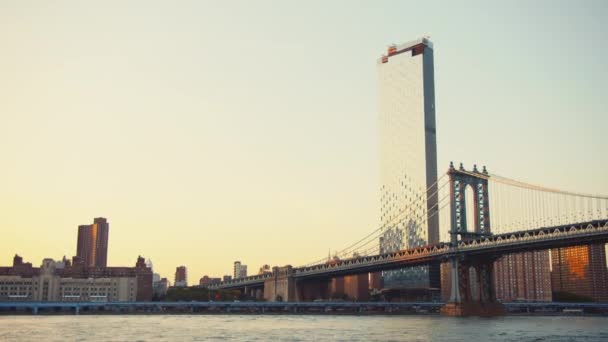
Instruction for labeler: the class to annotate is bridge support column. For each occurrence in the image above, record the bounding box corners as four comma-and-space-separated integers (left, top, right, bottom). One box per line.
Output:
441, 257, 505, 317
448, 258, 461, 303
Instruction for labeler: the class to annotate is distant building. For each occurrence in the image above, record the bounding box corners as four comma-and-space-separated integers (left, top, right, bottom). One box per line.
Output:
258, 264, 271, 275
153, 277, 169, 297
174, 266, 187, 287
199, 275, 221, 287
551, 244, 608, 302
76, 217, 110, 268
233, 261, 247, 279
493, 251, 552, 302
222, 275, 232, 282
0, 255, 152, 301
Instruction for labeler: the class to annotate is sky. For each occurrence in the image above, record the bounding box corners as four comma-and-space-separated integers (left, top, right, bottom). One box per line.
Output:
1, 0, 606, 282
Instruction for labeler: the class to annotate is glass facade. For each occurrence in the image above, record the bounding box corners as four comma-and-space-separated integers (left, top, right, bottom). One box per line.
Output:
377, 38, 439, 288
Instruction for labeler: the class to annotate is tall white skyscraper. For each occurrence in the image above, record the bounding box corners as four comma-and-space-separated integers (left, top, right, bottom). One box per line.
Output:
377, 37, 439, 289
233, 261, 247, 279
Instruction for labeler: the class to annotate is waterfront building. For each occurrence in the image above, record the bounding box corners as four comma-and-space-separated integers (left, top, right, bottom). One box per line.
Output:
493, 251, 552, 302
174, 266, 187, 287
76, 217, 109, 268
377, 37, 439, 289
551, 244, 608, 302
233, 261, 247, 279
222, 275, 232, 282
199, 275, 221, 287
0, 255, 152, 301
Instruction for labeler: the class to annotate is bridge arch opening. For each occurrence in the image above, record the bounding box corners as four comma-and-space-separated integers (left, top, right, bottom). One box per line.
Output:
465, 184, 476, 234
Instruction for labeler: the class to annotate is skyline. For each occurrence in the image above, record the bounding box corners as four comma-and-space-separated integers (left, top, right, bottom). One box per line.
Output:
1, 1, 607, 281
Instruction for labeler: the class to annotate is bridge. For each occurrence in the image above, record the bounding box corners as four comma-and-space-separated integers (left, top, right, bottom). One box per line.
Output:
208, 163, 608, 316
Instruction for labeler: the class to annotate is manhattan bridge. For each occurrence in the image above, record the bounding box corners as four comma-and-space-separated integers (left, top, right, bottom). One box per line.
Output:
210, 162, 608, 316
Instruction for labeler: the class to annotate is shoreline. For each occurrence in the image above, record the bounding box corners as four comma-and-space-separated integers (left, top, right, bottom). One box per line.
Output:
2, 301, 607, 317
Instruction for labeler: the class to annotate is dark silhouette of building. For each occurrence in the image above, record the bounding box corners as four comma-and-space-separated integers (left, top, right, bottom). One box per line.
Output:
551, 244, 608, 302
76, 217, 109, 268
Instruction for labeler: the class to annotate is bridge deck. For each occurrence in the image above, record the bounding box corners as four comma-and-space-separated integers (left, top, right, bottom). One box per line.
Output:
211, 219, 608, 289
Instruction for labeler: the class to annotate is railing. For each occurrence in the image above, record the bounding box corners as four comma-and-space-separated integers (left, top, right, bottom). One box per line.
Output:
457, 219, 608, 252
294, 243, 450, 277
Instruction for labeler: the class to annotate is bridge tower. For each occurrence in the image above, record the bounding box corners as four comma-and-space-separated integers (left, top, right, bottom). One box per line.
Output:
449, 162, 491, 242
442, 162, 505, 316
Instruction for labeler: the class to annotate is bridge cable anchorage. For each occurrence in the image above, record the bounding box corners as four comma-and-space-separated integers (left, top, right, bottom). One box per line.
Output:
300, 173, 450, 267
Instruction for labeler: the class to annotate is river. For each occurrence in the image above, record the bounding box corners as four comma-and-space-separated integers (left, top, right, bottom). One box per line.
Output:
1, 315, 607, 341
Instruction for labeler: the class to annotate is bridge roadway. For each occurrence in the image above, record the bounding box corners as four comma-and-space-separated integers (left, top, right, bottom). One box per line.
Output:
1, 301, 607, 315
210, 219, 608, 290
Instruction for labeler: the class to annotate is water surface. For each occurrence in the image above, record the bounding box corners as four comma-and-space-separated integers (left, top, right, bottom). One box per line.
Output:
1, 315, 607, 341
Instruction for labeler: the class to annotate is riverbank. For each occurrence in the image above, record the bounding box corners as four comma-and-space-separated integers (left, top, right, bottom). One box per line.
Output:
1, 301, 607, 316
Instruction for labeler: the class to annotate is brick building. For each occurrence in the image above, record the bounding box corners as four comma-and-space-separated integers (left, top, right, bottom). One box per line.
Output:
551, 244, 608, 302
0, 255, 152, 302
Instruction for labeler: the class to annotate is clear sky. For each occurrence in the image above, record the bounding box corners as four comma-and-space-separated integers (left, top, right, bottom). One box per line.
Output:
1, 0, 606, 282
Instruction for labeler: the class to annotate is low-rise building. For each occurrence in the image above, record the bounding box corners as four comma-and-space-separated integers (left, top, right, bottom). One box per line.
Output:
0, 254, 152, 302
199, 275, 221, 287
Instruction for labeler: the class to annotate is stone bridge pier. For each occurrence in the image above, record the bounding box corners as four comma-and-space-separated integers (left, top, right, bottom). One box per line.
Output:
263, 266, 296, 301
440, 256, 505, 316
